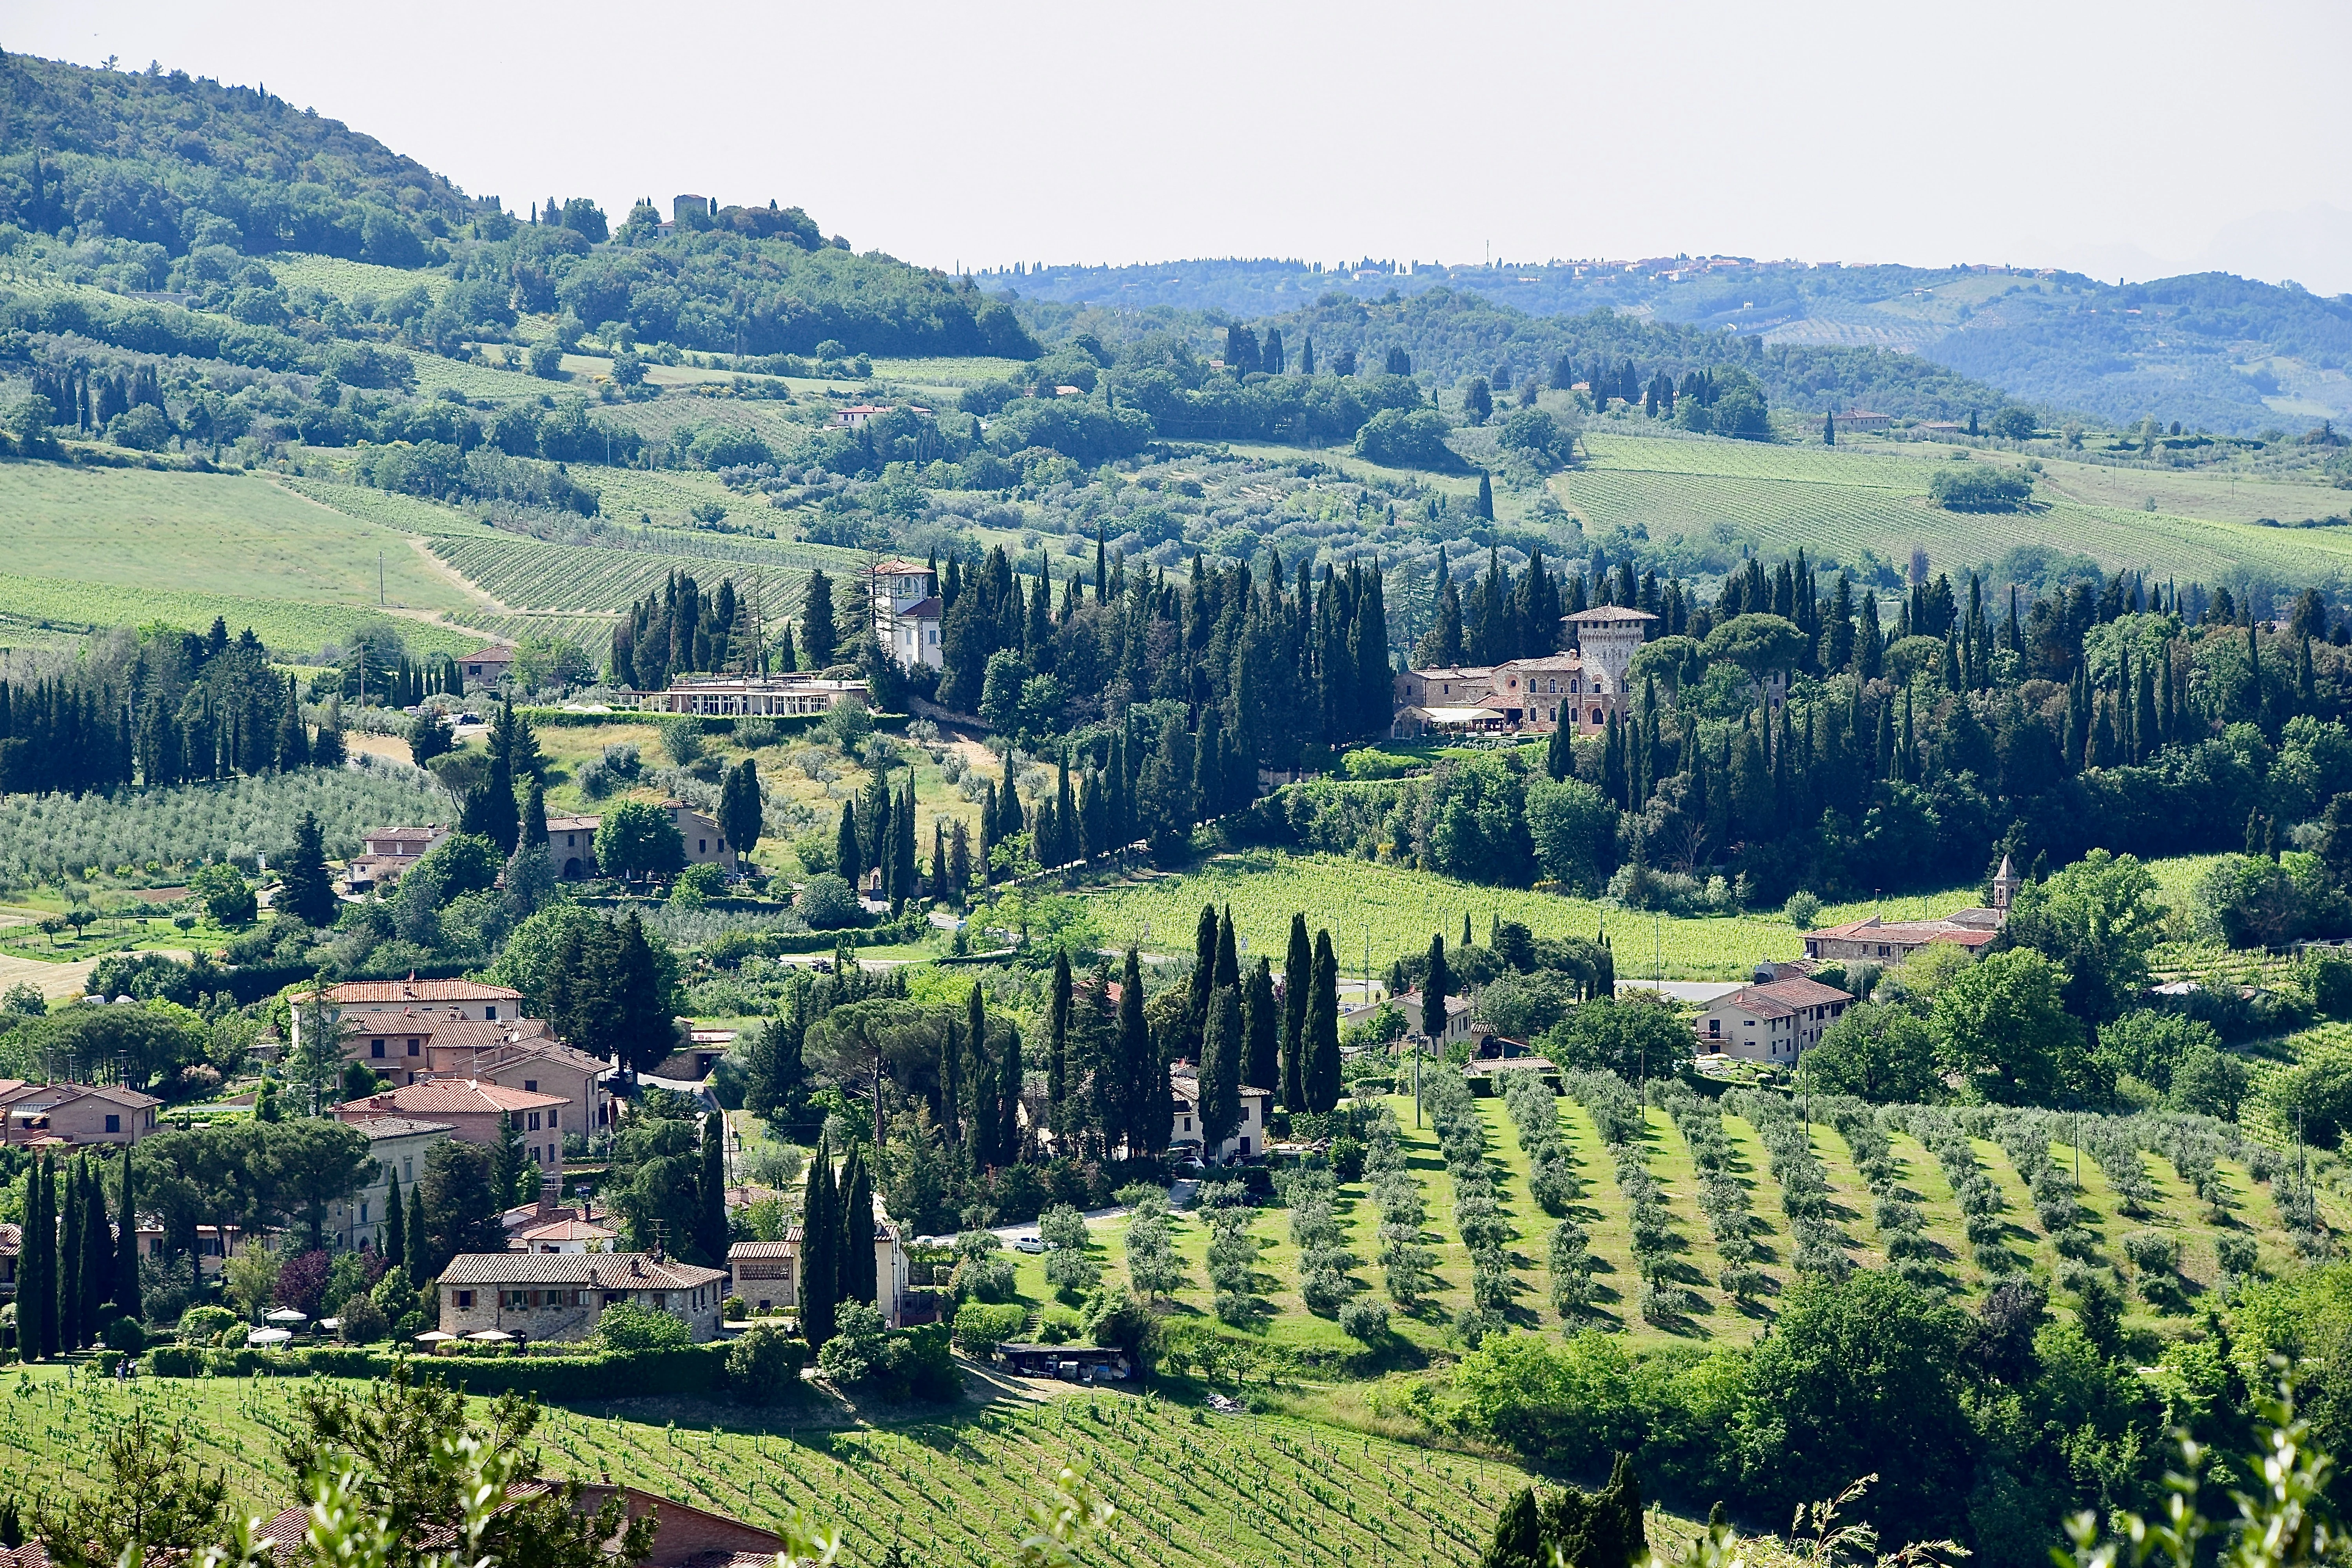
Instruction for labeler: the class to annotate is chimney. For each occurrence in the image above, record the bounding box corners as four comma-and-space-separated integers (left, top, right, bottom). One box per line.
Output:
537, 1175, 559, 1219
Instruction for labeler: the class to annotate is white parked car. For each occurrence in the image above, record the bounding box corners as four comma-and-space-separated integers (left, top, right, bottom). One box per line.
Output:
1013, 1234, 1045, 1254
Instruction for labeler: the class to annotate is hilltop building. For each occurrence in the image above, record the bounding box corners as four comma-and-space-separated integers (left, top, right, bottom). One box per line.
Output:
870, 560, 943, 671
1388, 605, 1660, 739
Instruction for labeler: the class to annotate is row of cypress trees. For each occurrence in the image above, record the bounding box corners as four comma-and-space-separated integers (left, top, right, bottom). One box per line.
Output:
796, 1137, 877, 1347
15, 1144, 138, 1360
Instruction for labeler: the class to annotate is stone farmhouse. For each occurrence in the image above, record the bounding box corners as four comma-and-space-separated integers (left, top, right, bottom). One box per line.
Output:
437, 1250, 728, 1342
346, 826, 450, 891
1800, 857, 2022, 967
538, 803, 736, 880
722, 1193, 911, 1325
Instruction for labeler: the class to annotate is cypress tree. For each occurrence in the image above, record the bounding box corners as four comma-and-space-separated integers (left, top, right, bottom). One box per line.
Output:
1823, 408, 1835, 446
896, 775, 918, 906
405, 1182, 428, 1289
59, 1154, 82, 1350
801, 1139, 838, 1346
1423, 935, 1452, 1042
279, 811, 337, 927
930, 819, 948, 906
1198, 987, 1242, 1154
114, 1139, 137, 1318
1475, 472, 1495, 521
1118, 947, 1152, 1159
1281, 914, 1311, 1110
965, 983, 992, 1165
940, 1007, 964, 1145
835, 800, 860, 886
997, 1021, 1023, 1162
81, 1156, 109, 1339
1186, 902, 1219, 1059
1048, 949, 1071, 1138
840, 1145, 877, 1312
1243, 956, 1278, 1101
24, 1154, 53, 1359
697, 1112, 728, 1267
1305, 929, 1341, 1114
384, 1170, 406, 1270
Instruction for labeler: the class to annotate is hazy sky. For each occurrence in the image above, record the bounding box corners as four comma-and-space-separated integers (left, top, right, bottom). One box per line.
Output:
21, 0, 2352, 292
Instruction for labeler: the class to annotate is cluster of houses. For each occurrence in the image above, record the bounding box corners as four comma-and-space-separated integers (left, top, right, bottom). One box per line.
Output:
0, 976, 910, 1347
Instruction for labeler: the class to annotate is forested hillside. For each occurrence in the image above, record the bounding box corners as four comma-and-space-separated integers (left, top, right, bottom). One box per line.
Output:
0, 52, 1033, 361
0, 50, 481, 262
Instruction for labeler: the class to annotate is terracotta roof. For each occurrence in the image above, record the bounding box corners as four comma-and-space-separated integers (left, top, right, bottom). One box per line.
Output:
438, 1251, 726, 1289
728, 1240, 799, 1259
0, 1222, 17, 1258
339, 1080, 566, 1118
1805, 915, 2002, 948
316, 980, 524, 1005
1566, 604, 1658, 623
256, 1478, 778, 1568
367, 826, 446, 843
1496, 653, 1585, 672
1715, 977, 1854, 1020
461, 646, 516, 662
344, 1116, 455, 1140
511, 1217, 618, 1246
897, 595, 943, 619
2, 1082, 162, 1110
546, 814, 600, 832
1405, 664, 1497, 681
871, 559, 933, 575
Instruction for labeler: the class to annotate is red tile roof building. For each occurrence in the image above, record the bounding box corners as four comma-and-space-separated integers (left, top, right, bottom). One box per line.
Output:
1696, 977, 1855, 1064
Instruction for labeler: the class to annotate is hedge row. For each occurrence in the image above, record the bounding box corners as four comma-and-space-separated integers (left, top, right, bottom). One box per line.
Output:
143, 1341, 733, 1397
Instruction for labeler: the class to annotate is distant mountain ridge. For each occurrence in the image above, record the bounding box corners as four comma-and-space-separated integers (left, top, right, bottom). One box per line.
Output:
990, 256, 2352, 433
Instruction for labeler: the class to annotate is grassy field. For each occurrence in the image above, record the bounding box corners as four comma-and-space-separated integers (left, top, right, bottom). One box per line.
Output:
1071, 850, 1981, 977
4, 1365, 1537, 1568
1070, 846, 2231, 980
0, 462, 505, 657
1561, 428, 2352, 586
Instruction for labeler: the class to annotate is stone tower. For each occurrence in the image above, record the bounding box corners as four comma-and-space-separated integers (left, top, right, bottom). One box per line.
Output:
1563, 605, 1659, 706
1991, 853, 2022, 918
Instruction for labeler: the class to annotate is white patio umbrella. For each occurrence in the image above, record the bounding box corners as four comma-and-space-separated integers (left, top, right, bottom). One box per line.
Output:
463, 1329, 514, 1342
414, 1330, 456, 1344
245, 1327, 294, 1345
264, 1307, 309, 1324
